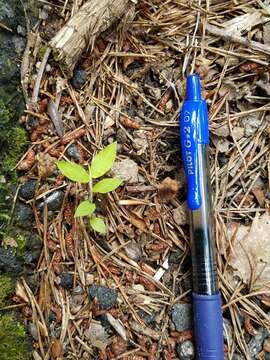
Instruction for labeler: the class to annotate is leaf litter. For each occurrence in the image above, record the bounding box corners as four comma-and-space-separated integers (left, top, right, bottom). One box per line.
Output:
7, 0, 270, 359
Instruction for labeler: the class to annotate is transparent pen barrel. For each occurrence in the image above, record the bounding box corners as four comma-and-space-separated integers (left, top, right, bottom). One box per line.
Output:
190, 144, 218, 295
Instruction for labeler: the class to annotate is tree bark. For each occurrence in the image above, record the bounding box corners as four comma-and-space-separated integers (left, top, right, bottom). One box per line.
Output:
50, 0, 131, 77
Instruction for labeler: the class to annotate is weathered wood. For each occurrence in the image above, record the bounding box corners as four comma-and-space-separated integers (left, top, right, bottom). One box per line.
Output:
50, 0, 131, 77
206, 23, 270, 57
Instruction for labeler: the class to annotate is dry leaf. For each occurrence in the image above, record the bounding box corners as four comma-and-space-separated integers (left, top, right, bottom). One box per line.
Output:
15, 282, 29, 303
2, 237, 18, 248
172, 202, 189, 225
128, 211, 147, 231
228, 214, 270, 290
158, 177, 179, 203
252, 188, 265, 207
51, 338, 63, 358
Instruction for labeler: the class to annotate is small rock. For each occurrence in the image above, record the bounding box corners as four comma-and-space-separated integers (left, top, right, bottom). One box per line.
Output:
24, 233, 42, 264
17, 25, 25, 36
223, 318, 233, 346
252, 176, 265, 190
218, 153, 228, 167
137, 309, 155, 325
111, 159, 138, 184
213, 124, 230, 137
18, 180, 37, 200
116, 128, 128, 144
232, 126, 244, 140
124, 242, 142, 262
133, 130, 148, 155
217, 138, 230, 153
72, 285, 84, 295
67, 144, 81, 162
0, 247, 23, 273
59, 273, 73, 289
171, 303, 192, 332
173, 202, 188, 225
71, 69, 86, 89
168, 249, 183, 265
86, 274, 95, 285
28, 322, 38, 341
89, 284, 118, 310
248, 327, 267, 357
103, 128, 115, 142
37, 190, 64, 212
85, 322, 109, 350
26, 116, 39, 132
25, 273, 39, 293
242, 115, 261, 137
176, 340, 195, 360
14, 202, 33, 225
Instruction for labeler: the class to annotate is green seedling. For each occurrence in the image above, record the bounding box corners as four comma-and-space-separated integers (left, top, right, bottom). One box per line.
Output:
57, 142, 122, 235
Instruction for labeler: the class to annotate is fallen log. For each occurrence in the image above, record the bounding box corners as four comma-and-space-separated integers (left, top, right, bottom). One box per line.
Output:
50, 0, 131, 77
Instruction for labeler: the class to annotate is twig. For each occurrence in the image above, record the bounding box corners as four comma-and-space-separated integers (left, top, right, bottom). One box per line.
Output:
206, 23, 270, 56
32, 47, 51, 104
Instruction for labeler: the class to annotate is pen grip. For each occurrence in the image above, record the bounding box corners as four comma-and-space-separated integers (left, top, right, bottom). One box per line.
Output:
193, 292, 224, 360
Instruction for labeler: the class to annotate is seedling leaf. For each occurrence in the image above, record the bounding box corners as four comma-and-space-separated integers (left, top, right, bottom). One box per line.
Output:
90, 216, 106, 235
90, 142, 117, 178
75, 201, 96, 217
92, 178, 122, 193
57, 161, 90, 183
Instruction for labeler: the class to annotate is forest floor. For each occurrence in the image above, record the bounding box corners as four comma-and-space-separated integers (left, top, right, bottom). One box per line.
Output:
8, 0, 270, 359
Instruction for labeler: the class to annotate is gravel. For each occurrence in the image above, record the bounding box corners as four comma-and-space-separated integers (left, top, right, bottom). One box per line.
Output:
171, 303, 193, 332
176, 340, 195, 360
71, 68, 86, 89
59, 273, 73, 289
67, 144, 81, 162
0, 247, 23, 273
89, 284, 118, 310
18, 180, 37, 200
37, 190, 64, 212
111, 158, 139, 184
248, 327, 267, 357
14, 202, 33, 225
124, 242, 142, 262
137, 309, 155, 326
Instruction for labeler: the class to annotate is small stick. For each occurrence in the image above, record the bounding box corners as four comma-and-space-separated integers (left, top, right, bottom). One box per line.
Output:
206, 23, 270, 56
32, 47, 51, 104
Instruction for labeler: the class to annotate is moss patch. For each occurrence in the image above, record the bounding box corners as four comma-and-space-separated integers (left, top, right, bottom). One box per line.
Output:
0, 100, 28, 175
0, 275, 13, 307
15, 234, 27, 256
0, 313, 30, 360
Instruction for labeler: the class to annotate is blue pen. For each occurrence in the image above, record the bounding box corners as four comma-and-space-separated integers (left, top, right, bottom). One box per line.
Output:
180, 74, 224, 359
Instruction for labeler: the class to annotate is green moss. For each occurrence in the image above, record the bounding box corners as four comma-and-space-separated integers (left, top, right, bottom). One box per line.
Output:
0, 275, 13, 308
0, 101, 28, 177
0, 313, 30, 360
15, 234, 27, 256
38, 44, 49, 59
2, 127, 28, 170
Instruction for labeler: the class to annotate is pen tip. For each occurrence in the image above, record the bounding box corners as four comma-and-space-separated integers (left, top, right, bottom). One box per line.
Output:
186, 74, 202, 101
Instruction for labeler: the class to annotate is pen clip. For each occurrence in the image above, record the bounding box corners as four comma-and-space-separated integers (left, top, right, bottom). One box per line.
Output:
180, 75, 208, 210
